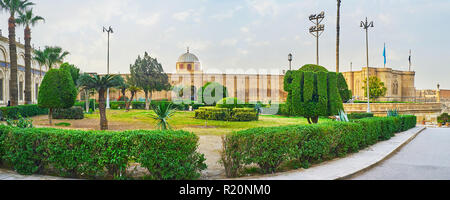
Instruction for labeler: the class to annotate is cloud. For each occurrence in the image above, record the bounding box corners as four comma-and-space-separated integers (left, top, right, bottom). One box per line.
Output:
211, 6, 243, 20
247, 0, 279, 16
173, 10, 193, 21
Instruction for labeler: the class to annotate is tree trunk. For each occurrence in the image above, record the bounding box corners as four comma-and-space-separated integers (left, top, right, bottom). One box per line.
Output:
145, 91, 150, 110
312, 116, 319, 124
24, 26, 32, 105
8, 16, 18, 106
336, 0, 341, 73
126, 92, 135, 111
48, 108, 53, 125
99, 89, 108, 130
307, 118, 312, 124
85, 89, 89, 112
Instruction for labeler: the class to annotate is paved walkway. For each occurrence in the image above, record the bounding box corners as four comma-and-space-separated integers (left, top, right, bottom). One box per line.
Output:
350, 128, 450, 180
0, 169, 70, 180
237, 127, 426, 180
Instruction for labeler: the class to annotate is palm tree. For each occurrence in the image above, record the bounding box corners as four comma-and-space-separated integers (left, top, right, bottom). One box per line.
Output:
16, 9, 44, 104
336, 0, 341, 73
126, 85, 141, 111
44, 46, 69, 69
33, 49, 46, 77
0, 0, 35, 106
78, 73, 124, 130
149, 102, 176, 130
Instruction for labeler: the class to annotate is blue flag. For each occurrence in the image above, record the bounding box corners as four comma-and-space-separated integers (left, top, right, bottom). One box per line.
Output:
383, 43, 387, 66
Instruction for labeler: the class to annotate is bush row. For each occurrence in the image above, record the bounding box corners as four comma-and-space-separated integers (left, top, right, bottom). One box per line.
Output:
348, 113, 374, 120
221, 115, 417, 177
0, 105, 48, 120
195, 107, 259, 122
53, 107, 85, 120
0, 126, 206, 180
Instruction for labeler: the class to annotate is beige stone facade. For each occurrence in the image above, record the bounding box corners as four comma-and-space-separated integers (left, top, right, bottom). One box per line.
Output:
342, 67, 416, 102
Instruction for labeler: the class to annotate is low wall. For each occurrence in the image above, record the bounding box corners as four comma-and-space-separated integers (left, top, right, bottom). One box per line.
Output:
344, 103, 443, 123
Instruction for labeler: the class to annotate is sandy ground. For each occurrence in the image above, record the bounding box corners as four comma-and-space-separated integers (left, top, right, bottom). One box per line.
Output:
31, 115, 226, 179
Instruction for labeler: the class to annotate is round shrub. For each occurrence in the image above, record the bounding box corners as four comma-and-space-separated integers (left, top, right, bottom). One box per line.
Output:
53, 107, 85, 120
216, 97, 244, 109
299, 64, 329, 72
198, 82, 228, 106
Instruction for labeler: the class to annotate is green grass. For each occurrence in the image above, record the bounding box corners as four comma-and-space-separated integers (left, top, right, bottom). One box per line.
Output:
85, 110, 330, 135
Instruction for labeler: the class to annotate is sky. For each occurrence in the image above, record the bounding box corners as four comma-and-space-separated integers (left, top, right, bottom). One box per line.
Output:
0, 0, 449, 89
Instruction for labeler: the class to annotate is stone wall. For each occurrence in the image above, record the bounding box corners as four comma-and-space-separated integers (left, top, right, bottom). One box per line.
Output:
344, 103, 443, 123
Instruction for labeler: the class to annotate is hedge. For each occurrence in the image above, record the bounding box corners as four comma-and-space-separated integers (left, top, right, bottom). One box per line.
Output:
0, 105, 48, 120
0, 126, 206, 180
53, 107, 84, 120
348, 113, 374, 120
221, 115, 417, 177
195, 107, 258, 122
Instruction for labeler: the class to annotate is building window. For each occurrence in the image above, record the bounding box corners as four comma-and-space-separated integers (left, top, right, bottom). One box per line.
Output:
19, 81, 23, 101
0, 79, 3, 101
187, 64, 192, 71
35, 83, 39, 101
179, 64, 184, 70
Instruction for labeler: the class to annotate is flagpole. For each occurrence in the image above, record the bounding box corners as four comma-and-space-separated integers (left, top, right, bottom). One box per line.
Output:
409, 50, 412, 71
383, 43, 386, 68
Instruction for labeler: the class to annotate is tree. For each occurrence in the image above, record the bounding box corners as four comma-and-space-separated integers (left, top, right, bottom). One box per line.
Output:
298, 64, 329, 73
78, 73, 124, 130
284, 70, 343, 124
130, 52, 170, 110
43, 46, 69, 69
60, 62, 80, 86
198, 82, 228, 106
149, 102, 176, 130
362, 76, 387, 100
336, 0, 341, 73
38, 68, 77, 125
16, 8, 44, 105
123, 75, 141, 111
33, 48, 47, 77
0, 0, 34, 106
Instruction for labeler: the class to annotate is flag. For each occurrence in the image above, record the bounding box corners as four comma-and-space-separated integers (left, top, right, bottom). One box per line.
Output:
383, 43, 387, 67
409, 50, 412, 66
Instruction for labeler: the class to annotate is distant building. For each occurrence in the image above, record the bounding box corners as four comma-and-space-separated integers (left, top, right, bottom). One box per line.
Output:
342, 67, 416, 102
0, 34, 46, 106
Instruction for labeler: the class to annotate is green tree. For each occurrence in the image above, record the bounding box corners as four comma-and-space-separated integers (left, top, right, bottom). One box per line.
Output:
123, 75, 141, 111
38, 68, 77, 125
16, 8, 44, 105
130, 52, 171, 110
60, 62, 80, 86
284, 70, 343, 124
33, 48, 47, 77
0, 0, 34, 106
43, 46, 69, 69
198, 82, 228, 106
149, 102, 176, 130
362, 76, 387, 100
78, 74, 124, 130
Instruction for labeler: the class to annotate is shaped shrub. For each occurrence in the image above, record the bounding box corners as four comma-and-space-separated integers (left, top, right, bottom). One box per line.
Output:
53, 107, 84, 119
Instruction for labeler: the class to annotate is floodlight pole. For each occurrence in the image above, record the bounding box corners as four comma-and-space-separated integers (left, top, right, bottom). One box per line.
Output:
103, 26, 113, 109
361, 17, 373, 113
309, 12, 325, 65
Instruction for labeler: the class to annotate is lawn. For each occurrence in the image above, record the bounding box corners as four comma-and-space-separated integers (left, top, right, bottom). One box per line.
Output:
32, 110, 330, 135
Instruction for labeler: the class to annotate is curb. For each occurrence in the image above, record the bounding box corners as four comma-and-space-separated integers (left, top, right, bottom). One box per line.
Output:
336, 126, 427, 180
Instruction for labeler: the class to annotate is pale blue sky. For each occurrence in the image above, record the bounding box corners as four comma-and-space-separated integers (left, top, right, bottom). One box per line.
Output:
0, 0, 449, 89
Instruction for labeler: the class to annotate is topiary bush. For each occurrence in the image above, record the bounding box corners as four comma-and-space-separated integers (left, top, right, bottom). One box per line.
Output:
216, 97, 245, 109
348, 113, 374, 120
195, 107, 258, 121
53, 107, 85, 120
337, 73, 352, 103
0, 105, 48, 120
284, 69, 343, 124
221, 115, 417, 177
198, 82, 229, 106
298, 64, 329, 72
0, 126, 207, 180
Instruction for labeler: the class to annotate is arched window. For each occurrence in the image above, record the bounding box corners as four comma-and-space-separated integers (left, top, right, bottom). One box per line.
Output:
179, 64, 184, 70
187, 64, 192, 71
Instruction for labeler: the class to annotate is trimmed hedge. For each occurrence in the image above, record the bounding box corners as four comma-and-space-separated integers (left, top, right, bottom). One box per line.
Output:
348, 113, 374, 120
0, 126, 206, 180
216, 97, 245, 109
195, 107, 258, 122
53, 107, 84, 120
221, 115, 417, 177
0, 105, 49, 120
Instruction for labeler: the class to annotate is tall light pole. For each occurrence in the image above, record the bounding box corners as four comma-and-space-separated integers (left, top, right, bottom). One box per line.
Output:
288, 53, 293, 71
309, 12, 325, 65
361, 17, 374, 113
103, 26, 113, 109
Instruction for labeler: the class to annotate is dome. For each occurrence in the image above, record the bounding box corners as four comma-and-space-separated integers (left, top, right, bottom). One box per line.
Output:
177, 47, 200, 63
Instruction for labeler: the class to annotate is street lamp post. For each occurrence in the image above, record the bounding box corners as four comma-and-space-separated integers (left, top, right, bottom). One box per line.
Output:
288, 53, 293, 71
103, 26, 113, 109
360, 17, 374, 113
309, 12, 325, 65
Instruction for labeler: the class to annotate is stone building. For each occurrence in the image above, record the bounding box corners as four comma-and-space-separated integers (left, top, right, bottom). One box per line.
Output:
342, 67, 416, 102
109, 49, 288, 103
0, 34, 46, 106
